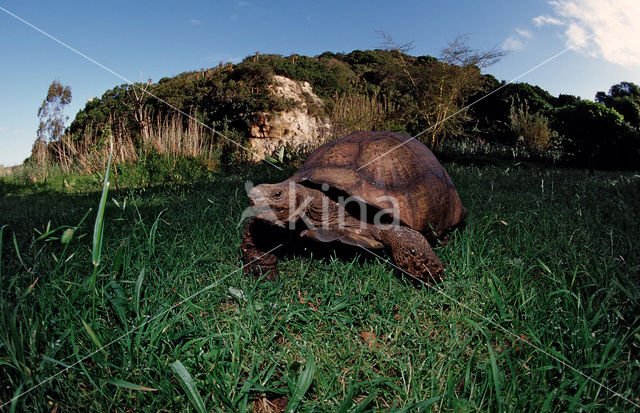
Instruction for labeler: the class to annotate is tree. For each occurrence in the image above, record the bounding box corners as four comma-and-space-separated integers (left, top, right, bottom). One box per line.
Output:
595, 81, 640, 128
379, 33, 505, 148
467, 81, 558, 145
36, 79, 72, 142
553, 100, 638, 172
126, 80, 153, 143
31, 80, 72, 166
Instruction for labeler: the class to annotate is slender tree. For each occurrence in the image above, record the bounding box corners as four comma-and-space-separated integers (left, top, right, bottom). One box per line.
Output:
126, 79, 152, 143
32, 80, 72, 166
36, 79, 72, 142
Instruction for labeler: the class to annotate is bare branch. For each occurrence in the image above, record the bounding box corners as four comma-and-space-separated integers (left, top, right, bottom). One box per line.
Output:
375, 30, 414, 54
440, 34, 506, 68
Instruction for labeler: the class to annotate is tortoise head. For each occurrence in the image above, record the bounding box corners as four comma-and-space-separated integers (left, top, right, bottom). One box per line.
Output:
248, 181, 310, 226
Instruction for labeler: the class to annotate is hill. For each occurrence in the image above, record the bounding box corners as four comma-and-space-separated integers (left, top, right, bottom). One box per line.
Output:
31, 49, 640, 174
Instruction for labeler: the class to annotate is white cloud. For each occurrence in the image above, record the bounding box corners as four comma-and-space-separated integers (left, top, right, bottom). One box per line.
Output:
532, 15, 563, 27
538, 0, 640, 66
189, 19, 201, 26
502, 36, 525, 51
502, 27, 534, 51
565, 22, 598, 57
516, 28, 533, 39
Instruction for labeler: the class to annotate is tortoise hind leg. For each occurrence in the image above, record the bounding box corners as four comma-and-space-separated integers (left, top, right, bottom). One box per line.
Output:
241, 218, 281, 280
378, 226, 445, 285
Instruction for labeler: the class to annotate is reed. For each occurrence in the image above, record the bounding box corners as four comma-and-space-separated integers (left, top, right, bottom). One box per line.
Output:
330, 92, 392, 136
27, 111, 218, 176
144, 112, 214, 159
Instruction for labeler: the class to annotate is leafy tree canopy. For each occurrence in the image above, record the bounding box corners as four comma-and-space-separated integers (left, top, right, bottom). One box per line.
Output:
554, 100, 638, 170
595, 81, 640, 128
37, 79, 72, 143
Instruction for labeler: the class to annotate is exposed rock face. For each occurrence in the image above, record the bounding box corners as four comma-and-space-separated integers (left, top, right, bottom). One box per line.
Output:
248, 75, 332, 161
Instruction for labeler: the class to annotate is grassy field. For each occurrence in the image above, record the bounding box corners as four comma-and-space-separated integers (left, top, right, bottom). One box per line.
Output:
1, 161, 639, 411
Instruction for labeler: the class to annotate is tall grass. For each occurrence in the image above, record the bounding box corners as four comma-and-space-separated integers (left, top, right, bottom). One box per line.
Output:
330, 92, 394, 136
0, 165, 17, 177
28, 112, 218, 177
143, 112, 215, 159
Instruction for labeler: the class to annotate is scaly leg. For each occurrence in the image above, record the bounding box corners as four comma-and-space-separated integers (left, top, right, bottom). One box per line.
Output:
378, 226, 445, 285
241, 218, 280, 280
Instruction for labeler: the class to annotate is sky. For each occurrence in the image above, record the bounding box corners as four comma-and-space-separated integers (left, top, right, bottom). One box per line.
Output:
1, 0, 638, 166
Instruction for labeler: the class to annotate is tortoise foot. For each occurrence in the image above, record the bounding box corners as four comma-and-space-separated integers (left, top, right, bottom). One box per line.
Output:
241, 218, 281, 280
379, 226, 445, 285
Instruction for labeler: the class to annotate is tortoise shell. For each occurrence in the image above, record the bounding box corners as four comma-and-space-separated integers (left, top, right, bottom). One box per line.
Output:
290, 131, 467, 237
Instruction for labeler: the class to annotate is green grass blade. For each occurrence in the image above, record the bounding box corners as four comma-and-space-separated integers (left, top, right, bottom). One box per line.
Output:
486, 341, 503, 413
260, 352, 285, 387
81, 318, 105, 355
70, 330, 107, 398
286, 350, 316, 413
105, 283, 129, 330
400, 396, 441, 412
337, 349, 362, 413
11, 232, 25, 270
41, 355, 72, 369
0, 225, 6, 278
92, 138, 113, 266
8, 383, 23, 413
170, 360, 207, 413
135, 267, 145, 319
336, 380, 355, 413
208, 368, 234, 408
101, 377, 157, 392
351, 388, 378, 413
147, 211, 165, 256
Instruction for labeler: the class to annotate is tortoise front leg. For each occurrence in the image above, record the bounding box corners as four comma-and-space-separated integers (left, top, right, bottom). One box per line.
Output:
241, 218, 280, 280
378, 226, 445, 285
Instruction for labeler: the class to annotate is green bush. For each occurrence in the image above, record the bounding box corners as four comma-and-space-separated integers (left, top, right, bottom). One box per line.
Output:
116, 152, 215, 187
554, 100, 639, 170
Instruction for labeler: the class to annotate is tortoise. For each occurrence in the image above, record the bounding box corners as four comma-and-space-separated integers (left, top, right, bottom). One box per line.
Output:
241, 131, 467, 284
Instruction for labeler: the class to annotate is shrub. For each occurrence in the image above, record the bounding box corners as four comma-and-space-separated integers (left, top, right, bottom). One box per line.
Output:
509, 100, 557, 152
553, 100, 639, 170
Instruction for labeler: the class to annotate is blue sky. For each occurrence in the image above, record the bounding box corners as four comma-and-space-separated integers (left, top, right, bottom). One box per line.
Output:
1, 0, 638, 166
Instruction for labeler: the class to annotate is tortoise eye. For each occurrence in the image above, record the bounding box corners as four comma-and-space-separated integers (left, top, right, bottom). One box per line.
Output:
273, 190, 283, 199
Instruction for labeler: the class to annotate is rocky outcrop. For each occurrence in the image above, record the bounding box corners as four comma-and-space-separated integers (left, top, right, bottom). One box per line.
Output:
248, 75, 332, 161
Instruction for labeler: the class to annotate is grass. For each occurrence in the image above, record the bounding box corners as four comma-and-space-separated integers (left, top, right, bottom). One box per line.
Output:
0, 160, 639, 411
